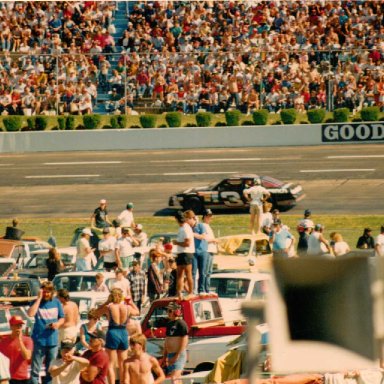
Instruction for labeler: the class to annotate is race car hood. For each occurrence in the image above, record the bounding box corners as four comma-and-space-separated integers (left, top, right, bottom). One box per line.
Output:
177, 185, 212, 194
260, 176, 286, 188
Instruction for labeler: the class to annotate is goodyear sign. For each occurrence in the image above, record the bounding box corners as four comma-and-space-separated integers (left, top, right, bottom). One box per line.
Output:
322, 123, 384, 142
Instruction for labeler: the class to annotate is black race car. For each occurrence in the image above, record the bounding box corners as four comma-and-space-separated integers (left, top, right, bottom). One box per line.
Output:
168, 174, 305, 213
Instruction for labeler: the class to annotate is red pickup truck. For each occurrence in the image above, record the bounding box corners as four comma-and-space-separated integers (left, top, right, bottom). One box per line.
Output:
141, 294, 245, 346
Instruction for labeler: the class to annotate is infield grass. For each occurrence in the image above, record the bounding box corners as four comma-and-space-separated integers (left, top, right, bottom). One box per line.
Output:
0, 215, 382, 248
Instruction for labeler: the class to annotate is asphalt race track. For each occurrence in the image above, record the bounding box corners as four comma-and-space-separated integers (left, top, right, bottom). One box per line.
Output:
0, 144, 382, 218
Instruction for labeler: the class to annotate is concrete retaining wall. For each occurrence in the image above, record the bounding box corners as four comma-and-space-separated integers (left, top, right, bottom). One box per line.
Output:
0, 123, 382, 153
0, 125, 320, 153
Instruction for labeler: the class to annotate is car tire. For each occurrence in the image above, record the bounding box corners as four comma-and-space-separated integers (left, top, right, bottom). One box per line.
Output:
183, 197, 203, 214
194, 362, 214, 373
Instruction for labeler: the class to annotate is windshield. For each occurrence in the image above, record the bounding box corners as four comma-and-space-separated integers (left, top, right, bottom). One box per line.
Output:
72, 298, 92, 318
148, 234, 177, 246
53, 275, 115, 292
26, 254, 47, 268
210, 278, 251, 298
61, 253, 74, 265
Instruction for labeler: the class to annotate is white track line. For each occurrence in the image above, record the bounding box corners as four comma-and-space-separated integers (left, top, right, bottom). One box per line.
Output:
44, 161, 122, 165
326, 155, 384, 159
151, 158, 261, 163
25, 175, 100, 179
163, 171, 239, 176
300, 169, 375, 173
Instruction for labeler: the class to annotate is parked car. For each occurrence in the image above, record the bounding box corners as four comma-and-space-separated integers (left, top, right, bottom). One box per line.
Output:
214, 233, 273, 272
52, 271, 116, 293
210, 272, 270, 323
0, 275, 40, 306
168, 174, 305, 213
0, 304, 34, 336
70, 291, 109, 322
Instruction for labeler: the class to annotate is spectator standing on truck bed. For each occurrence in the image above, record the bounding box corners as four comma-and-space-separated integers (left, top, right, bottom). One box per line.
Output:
122, 333, 165, 384
163, 302, 188, 383
173, 211, 195, 300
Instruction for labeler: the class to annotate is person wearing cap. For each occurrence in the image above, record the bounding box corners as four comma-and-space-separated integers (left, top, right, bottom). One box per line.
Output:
307, 224, 333, 257
375, 226, 384, 257
128, 261, 146, 311
99, 227, 118, 271
115, 227, 139, 270
269, 219, 295, 258
356, 228, 375, 249
243, 178, 271, 235
48, 341, 89, 384
297, 209, 314, 233
91, 199, 112, 230
80, 331, 109, 384
28, 281, 65, 384
56, 289, 80, 344
117, 203, 136, 229
163, 302, 188, 382
122, 333, 165, 384
202, 209, 218, 294
133, 224, 148, 247
76, 228, 95, 272
0, 315, 33, 384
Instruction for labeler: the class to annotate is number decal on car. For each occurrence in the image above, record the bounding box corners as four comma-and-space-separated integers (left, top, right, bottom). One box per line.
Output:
220, 191, 244, 207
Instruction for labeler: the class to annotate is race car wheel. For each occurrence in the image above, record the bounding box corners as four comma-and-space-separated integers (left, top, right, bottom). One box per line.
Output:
183, 197, 203, 214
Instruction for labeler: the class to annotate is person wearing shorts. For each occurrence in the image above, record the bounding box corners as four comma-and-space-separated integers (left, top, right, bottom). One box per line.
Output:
243, 178, 270, 235
173, 211, 195, 299
163, 302, 188, 382
95, 288, 139, 384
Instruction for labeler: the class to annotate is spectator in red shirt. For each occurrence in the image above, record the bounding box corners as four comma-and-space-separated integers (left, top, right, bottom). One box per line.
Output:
80, 331, 109, 384
0, 316, 33, 384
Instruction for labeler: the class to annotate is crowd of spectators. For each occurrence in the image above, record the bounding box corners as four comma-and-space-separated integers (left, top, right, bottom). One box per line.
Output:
0, 1, 383, 116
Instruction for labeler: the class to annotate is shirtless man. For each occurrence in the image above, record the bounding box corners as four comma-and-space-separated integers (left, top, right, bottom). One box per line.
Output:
122, 333, 165, 384
163, 302, 189, 383
57, 289, 80, 344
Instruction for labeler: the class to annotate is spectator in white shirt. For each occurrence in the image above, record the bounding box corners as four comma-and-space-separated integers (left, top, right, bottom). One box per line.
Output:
117, 203, 135, 228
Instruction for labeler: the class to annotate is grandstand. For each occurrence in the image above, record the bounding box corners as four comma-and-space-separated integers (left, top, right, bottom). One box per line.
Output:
0, 1, 382, 117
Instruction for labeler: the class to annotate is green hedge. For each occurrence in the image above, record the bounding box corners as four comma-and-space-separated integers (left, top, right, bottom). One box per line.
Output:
117, 115, 127, 128
280, 108, 297, 124
165, 112, 182, 127
333, 108, 350, 122
252, 109, 269, 125
195, 112, 212, 127
360, 106, 380, 122
58, 117, 66, 130
140, 114, 157, 128
35, 116, 48, 131
3, 116, 23, 131
225, 110, 241, 126
83, 114, 101, 130
307, 109, 326, 124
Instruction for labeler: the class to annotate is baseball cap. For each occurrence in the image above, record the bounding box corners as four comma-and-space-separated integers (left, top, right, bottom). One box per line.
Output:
89, 331, 106, 341
364, 228, 372, 233
273, 219, 281, 225
60, 340, 75, 350
167, 302, 181, 311
9, 315, 25, 326
122, 227, 130, 233
102, 227, 110, 234
127, 202, 134, 209
203, 209, 213, 217
136, 224, 143, 230
315, 224, 323, 231
253, 177, 261, 185
164, 243, 173, 251
304, 209, 311, 216
82, 228, 93, 236
100, 199, 107, 204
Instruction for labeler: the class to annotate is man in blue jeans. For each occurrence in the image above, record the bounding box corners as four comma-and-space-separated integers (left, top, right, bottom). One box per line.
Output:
27, 281, 65, 384
190, 211, 209, 295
